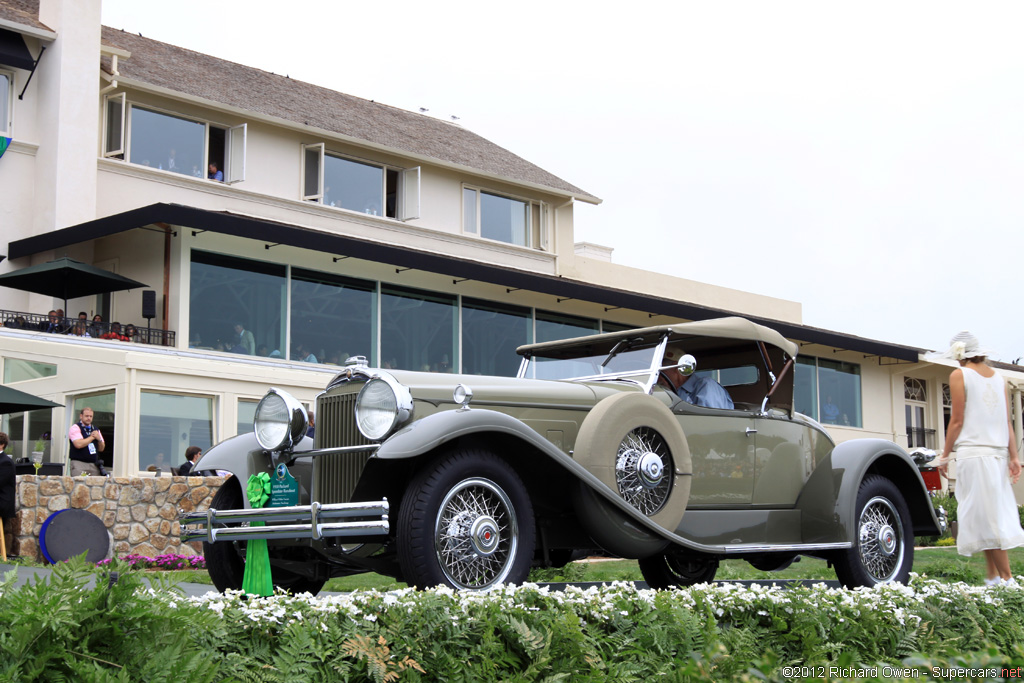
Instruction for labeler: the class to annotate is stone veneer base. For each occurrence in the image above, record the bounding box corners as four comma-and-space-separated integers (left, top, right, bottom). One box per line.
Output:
9, 475, 225, 562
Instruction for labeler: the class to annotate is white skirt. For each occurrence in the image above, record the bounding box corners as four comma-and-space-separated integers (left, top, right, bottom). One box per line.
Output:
955, 446, 1024, 556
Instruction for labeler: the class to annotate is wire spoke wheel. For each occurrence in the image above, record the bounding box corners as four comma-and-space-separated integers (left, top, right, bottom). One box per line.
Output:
399, 449, 534, 591
615, 427, 673, 515
857, 495, 904, 582
434, 478, 518, 589
833, 475, 913, 588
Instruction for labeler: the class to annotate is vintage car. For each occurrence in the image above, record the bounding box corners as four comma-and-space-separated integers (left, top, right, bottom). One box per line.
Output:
181, 317, 942, 593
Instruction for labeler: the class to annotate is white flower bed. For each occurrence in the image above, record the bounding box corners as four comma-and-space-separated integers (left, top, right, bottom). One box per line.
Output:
150, 574, 1021, 632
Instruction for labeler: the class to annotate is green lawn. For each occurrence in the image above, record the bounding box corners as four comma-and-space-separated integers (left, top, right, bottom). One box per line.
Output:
154, 546, 1024, 592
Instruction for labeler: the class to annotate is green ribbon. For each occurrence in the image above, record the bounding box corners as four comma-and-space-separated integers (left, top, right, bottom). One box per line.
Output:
241, 472, 274, 597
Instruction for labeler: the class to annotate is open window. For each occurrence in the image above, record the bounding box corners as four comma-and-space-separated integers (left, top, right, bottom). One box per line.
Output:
103, 92, 125, 158
302, 143, 324, 201
399, 166, 420, 221
462, 186, 533, 247
303, 144, 415, 221
0, 69, 11, 137
209, 123, 246, 184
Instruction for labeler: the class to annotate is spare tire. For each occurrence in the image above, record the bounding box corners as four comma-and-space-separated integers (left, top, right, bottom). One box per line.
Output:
571, 392, 691, 557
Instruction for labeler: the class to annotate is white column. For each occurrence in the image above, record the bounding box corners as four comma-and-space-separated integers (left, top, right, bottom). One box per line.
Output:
35, 0, 101, 234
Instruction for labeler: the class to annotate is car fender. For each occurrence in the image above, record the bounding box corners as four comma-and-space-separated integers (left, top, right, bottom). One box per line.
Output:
375, 408, 684, 544
194, 433, 315, 509
800, 438, 941, 543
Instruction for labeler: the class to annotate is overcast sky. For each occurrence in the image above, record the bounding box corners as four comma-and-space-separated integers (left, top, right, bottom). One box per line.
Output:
101, 1, 1022, 362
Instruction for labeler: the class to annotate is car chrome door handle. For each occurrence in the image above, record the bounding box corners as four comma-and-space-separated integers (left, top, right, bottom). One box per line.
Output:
745, 428, 757, 436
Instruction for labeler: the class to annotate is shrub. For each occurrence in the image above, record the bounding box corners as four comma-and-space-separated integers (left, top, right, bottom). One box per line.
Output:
96, 553, 206, 570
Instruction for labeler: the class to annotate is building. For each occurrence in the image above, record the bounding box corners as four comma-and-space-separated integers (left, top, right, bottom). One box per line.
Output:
1, 0, 1022, 498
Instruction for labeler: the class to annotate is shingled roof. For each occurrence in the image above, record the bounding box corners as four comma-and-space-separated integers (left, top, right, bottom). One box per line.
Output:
99, 26, 599, 203
0, 0, 50, 33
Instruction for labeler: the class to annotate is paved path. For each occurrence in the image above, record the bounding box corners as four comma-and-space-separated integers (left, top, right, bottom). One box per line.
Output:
2, 564, 839, 597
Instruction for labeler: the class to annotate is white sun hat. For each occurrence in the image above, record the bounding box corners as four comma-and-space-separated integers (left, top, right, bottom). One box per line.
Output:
928, 330, 996, 361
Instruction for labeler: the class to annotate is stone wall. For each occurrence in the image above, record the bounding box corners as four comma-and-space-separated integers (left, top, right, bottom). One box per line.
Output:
8, 475, 225, 562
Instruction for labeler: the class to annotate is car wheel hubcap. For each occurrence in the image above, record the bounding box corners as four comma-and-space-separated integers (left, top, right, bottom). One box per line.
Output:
615, 427, 672, 515
435, 477, 518, 589
858, 496, 904, 582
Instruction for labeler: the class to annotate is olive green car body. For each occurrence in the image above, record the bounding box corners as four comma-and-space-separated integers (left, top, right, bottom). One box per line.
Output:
188, 316, 942, 590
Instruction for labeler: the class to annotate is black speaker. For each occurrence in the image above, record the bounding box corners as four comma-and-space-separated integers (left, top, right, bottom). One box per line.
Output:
142, 290, 157, 320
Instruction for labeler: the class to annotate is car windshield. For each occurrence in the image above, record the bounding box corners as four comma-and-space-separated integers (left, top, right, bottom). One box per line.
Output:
523, 345, 660, 381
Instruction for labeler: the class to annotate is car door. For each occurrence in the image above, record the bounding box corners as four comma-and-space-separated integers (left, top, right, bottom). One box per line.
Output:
676, 408, 757, 506
751, 413, 825, 506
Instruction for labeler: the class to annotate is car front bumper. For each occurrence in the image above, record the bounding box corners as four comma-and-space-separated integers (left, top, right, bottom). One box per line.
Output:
179, 499, 389, 543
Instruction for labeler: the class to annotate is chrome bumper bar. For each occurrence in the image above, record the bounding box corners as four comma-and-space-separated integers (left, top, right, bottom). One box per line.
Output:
179, 499, 389, 543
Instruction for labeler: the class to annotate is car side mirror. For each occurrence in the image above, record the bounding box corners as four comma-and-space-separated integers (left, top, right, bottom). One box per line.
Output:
677, 354, 696, 376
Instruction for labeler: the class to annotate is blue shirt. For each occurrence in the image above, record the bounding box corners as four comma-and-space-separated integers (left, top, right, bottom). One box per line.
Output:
677, 374, 734, 410
208, 170, 223, 181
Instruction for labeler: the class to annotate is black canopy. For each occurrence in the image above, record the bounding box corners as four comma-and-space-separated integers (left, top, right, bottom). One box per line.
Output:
0, 385, 61, 414
0, 256, 148, 312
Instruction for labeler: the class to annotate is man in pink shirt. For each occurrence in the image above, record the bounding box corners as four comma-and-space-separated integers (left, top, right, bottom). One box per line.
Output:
68, 407, 106, 476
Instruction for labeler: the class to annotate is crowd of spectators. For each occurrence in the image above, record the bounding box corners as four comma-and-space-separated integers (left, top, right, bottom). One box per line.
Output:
1, 309, 151, 343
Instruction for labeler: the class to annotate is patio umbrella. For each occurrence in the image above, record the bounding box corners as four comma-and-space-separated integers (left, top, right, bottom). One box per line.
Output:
0, 385, 62, 414
0, 256, 148, 313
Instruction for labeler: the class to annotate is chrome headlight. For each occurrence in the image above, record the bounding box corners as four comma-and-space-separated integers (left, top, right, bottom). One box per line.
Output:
355, 373, 413, 441
254, 388, 308, 451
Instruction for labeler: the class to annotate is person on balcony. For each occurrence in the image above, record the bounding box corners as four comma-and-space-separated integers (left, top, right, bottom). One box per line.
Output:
101, 322, 130, 341
68, 320, 90, 337
89, 314, 105, 338
40, 310, 61, 333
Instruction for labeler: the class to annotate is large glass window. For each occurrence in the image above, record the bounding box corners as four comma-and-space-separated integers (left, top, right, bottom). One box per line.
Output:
817, 359, 861, 427
303, 146, 401, 218
139, 391, 214, 473
3, 358, 57, 383
71, 392, 116, 471
535, 310, 598, 344
324, 155, 384, 215
237, 399, 258, 436
463, 188, 530, 246
380, 285, 456, 371
129, 106, 206, 177
290, 269, 376, 365
1, 408, 53, 463
462, 298, 531, 376
794, 357, 818, 420
190, 251, 286, 357
794, 356, 862, 428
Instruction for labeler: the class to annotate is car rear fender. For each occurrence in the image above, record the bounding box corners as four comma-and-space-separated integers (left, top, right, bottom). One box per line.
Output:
803, 438, 941, 542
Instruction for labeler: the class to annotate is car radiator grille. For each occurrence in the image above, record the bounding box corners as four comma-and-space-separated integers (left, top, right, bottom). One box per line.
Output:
314, 392, 374, 504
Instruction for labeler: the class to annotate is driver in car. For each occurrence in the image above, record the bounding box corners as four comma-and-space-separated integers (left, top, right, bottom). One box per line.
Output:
663, 348, 734, 410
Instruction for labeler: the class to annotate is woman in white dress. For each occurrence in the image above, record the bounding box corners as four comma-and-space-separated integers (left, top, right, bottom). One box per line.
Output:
936, 331, 1024, 585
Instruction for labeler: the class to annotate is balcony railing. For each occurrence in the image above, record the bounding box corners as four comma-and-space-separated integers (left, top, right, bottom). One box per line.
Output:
1, 309, 176, 347
907, 427, 937, 449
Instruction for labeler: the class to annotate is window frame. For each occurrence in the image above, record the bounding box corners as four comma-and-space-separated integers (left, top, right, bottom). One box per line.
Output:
795, 355, 863, 428
301, 143, 417, 220
461, 185, 543, 248
0, 68, 13, 137
137, 388, 218, 474
105, 98, 247, 182
103, 92, 126, 158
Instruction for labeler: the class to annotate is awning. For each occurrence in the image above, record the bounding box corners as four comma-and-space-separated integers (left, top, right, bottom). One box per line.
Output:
7, 203, 924, 361
0, 28, 34, 71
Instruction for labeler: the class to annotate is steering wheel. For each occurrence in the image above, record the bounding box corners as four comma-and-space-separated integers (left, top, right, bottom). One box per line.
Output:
656, 371, 676, 392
